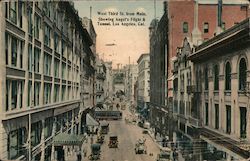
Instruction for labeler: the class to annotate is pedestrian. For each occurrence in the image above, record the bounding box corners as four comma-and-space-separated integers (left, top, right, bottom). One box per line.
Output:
77, 151, 82, 161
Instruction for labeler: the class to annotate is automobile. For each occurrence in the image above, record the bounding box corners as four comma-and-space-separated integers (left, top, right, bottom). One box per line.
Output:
88, 143, 101, 160
135, 139, 147, 154
138, 121, 144, 127
108, 135, 118, 148
156, 148, 172, 161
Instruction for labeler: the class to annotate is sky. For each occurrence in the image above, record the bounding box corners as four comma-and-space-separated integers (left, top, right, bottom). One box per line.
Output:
74, 0, 164, 68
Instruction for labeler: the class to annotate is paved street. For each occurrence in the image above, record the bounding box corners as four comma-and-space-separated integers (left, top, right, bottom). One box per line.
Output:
80, 107, 160, 161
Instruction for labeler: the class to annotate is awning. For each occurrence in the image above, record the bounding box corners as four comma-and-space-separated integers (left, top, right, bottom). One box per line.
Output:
53, 133, 84, 146
86, 114, 99, 126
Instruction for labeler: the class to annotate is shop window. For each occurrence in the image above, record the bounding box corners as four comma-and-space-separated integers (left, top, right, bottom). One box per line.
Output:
31, 121, 42, 147
8, 127, 27, 160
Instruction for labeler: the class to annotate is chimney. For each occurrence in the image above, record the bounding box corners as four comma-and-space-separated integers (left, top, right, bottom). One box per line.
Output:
218, 0, 222, 27
215, 0, 223, 35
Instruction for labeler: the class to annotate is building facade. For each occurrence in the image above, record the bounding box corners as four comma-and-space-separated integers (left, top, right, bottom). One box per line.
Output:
149, 6, 169, 139
95, 55, 106, 107
137, 54, 150, 119
188, 18, 250, 160
0, 1, 95, 160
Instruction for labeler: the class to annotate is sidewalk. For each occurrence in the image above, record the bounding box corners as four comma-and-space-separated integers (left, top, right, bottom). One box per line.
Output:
65, 134, 97, 161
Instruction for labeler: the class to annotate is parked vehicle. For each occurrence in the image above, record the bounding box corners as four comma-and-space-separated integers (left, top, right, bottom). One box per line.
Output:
108, 135, 118, 148
156, 148, 172, 161
95, 110, 122, 120
135, 139, 147, 154
100, 121, 109, 134
88, 144, 101, 160
143, 122, 150, 129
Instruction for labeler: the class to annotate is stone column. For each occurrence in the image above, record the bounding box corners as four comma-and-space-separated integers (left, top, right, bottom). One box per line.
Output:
51, 117, 57, 161
40, 120, 45, 161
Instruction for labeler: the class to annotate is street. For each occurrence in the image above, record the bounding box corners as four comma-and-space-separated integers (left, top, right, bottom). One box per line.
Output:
82, 107, 161, 161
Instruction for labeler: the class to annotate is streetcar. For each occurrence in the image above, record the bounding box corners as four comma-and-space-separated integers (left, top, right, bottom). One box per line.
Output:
95, 110, 122, 120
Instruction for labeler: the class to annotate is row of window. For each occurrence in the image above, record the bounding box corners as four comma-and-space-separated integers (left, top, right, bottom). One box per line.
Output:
6, 79, 80, 111
204, 103, 247, 138
204, 57, 247, 91
182, 21, 229, 34
6, 33, 80, 81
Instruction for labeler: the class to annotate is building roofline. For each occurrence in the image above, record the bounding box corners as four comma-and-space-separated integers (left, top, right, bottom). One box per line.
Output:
188, 18, 250, 62
137, 53, 150, 64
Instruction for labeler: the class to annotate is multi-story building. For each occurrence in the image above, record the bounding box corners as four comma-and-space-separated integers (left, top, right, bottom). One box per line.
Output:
137, 54, 150, 119
0, 1, 95, 160
124, 64, 138, 105
149, 4, 168, 139
104, 61, 113, 98
188, 18, 250, 161
95, 55, 106, 107
80, 17, 96, 132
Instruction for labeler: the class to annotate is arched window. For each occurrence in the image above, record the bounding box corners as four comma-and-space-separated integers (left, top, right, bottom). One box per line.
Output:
214, 65, 219, 90
239, 58, 247, 90
225, 62, 231, 90
205, 67, 209, 90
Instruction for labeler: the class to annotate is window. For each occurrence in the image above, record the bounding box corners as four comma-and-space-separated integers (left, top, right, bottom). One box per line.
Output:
19, 81, 23, 108
215, 104, 219, 129
34, 14, 40, 39
44, 53, 51, 76
44, 117, 53, 139
44, 24, 51, 47
226, 105, 231, 134
11, 38, 17, 67
225, 62, 231, 90
8, 127, 27, 160
6, 80, 9, 111
240, 107, 247, 138
54, 59, 59, 78
28, 81, 32, 106
54, 33, 59, 52
20, 41, 23, 68
5, 33, 9, 65
183, 22, 188, 33
222, 22, 226, 30
61, 40, 65, 56
9, 2, 17, 24
62, 63, 66, 79
203, 22, 209, 33
34, 48, 40, 73
31, 121, 42, 147
18, 1, 22, 28
205, 103, 209, 126
11, 80, 18, 109
44, 83, 51, 104
28, 8, 32, 35
214, 65, 219, 90
62, 85, 66, 101
239, 58, 247, 90
54, 85, 59, 102
28, 45, 32, 72
34, 82, 40, 106
205, 67, 209, 90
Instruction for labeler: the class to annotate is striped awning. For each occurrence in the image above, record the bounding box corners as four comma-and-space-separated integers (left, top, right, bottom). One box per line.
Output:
54, 133, 84, 146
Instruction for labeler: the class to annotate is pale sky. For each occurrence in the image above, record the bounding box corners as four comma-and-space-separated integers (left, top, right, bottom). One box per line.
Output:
74, 0, 164, 68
